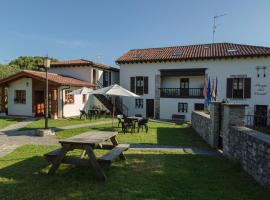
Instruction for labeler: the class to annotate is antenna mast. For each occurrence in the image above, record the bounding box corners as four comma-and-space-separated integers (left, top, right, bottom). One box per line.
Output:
212, 13, 227, 43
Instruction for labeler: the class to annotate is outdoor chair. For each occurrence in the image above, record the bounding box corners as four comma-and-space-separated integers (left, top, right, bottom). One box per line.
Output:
137, 118, 149, 133
80, 110, 87, 119
121, 118, 135, 134
117, 115, 124, 127
88, 110, 97, 120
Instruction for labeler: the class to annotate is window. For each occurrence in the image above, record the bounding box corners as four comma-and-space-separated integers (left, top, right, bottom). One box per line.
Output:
82, 94, 87, 103
227, 77, 251, 99
130, 76, 148, 95
14, 90, 26, 104
135, 99, 143, 109
178, 103, 188, 113
136, 76, 144, 95
65, 90, 74, 104
194, 103, 204, 111
233, 78, 244, 98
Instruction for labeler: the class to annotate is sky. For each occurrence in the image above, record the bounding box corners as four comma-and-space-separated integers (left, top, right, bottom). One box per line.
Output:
1, 0, 270, 67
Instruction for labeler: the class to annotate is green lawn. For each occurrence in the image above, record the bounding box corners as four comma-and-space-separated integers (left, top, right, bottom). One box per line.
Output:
0, 145, 269, 200
20, 117, 111, 131
55, 121, 208, 147
0, 117, 24, 130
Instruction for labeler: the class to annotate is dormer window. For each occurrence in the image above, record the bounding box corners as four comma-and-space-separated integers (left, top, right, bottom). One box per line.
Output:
172, 51, 182, 57
227, 49, 237, 53
135, 53, 144, 58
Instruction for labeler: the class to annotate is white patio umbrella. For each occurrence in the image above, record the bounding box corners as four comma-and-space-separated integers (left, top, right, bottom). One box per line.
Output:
87, 84, 140, 127
68, 87, 93, 95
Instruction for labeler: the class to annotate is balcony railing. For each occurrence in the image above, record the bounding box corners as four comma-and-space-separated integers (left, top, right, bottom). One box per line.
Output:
159, 88, 204, 98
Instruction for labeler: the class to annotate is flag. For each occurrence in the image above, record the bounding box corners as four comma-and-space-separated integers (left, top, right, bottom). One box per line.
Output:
215, 77, 218, 101
206, 77, 211, 107
203, 77, 207, 98
211, 78, 215, 101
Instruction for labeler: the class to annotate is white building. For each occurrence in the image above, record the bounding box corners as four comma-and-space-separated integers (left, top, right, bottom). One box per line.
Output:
116, 43, 270, 124
0, 59, 119, 118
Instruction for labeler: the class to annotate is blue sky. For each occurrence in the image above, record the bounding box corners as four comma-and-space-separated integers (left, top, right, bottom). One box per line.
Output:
1, 0, 270, 66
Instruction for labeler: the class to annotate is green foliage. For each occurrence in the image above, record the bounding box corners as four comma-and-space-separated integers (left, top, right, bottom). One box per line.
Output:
8, 56, 58, 71
0, 64, 20, 79
0, 56, 58, 79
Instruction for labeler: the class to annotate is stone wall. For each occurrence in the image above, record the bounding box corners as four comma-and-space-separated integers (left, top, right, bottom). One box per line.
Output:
192, 103, 270, 188
191, 102, 220, 148
227, 126, 270, 187
191, 111, 212, 145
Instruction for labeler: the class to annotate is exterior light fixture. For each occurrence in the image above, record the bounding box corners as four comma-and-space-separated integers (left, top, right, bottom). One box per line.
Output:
44, 57, 51, 129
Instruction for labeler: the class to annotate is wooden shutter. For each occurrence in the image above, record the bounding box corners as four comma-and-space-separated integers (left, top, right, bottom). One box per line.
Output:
130, 77, 135, 93
244, 78, 251, 98
226, 78, 233, 98
109, 72, 111, 85
143, 77, 148, 94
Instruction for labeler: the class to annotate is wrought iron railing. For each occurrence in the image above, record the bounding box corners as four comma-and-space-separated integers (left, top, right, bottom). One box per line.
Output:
159, 88, 204, 98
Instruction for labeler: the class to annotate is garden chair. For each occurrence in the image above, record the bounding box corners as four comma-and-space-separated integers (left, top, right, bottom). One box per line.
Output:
117, 115, 124, 127
121, 118, 135, 134
80, 110, 87, 119
137, 118, 149, 133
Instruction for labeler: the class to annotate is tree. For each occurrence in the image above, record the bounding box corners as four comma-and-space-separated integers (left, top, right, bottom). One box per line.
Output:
0, 64, 20, 79
0, 56, 58, 79
8, 56, 58, 71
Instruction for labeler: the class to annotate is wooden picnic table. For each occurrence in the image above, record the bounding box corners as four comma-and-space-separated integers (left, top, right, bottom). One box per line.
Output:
44, 131, 129, 181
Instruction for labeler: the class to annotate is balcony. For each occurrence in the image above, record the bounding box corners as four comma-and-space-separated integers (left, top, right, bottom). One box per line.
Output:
160, 88, 204, 99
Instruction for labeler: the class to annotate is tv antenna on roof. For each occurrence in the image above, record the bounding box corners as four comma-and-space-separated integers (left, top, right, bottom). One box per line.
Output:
96, 55, 102, 63
212, 13, 227, 43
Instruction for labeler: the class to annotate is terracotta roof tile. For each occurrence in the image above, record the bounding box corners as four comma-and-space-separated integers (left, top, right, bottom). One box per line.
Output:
116, 43, 270, 64
51, 59, 119, 72
0, 70, 94, 87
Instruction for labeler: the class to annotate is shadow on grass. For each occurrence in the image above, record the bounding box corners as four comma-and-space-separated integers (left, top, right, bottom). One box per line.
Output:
0, 150, 269, 200
156, 126, 208, 147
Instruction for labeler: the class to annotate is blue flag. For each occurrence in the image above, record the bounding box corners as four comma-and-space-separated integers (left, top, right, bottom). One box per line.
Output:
206, 78, 211, 107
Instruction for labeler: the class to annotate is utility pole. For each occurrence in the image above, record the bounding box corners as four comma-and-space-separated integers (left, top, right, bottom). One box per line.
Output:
212, 14, 227, 43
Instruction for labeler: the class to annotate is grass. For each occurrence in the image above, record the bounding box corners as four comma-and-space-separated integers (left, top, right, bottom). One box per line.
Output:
20, 117, 111, 131
0, 145, 269, 200
55, 121, 208, 147
0, 117, 24, 130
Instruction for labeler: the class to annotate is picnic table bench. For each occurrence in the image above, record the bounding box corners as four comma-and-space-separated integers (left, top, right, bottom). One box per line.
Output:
44, 131, 129, 181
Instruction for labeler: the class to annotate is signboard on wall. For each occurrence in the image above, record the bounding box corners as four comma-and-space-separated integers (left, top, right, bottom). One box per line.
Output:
254, 84, 267, 95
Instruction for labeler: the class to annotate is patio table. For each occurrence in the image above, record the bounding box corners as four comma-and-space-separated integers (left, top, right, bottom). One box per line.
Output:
44, 131, 129, 181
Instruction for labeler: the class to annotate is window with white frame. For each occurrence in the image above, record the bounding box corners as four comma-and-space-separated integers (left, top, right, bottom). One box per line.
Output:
135, 99, 143, 109
178, 103, 188, 113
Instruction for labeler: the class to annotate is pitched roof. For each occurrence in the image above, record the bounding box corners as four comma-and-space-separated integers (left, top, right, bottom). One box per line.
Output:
51, 59, 119, 72
0, 70, 94, 87
116, 43, 270, 64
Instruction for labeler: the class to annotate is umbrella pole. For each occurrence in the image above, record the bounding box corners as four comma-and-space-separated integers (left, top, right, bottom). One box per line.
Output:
112, 96, 115, 128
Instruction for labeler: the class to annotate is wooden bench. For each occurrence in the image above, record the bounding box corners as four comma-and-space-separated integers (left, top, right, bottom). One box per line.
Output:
44, 144, 130, 168
98, 144, 129, 167
172, 114, 185, 121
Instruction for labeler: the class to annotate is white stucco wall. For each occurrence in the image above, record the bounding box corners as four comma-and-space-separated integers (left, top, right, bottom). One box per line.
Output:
60, 86, 90, 118
161, 76, 204, 88
119, 57, 270, 120
8, 78, 33, 116
49, 66, 91, 82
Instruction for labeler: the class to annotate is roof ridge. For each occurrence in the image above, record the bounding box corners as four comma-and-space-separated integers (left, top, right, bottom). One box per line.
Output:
127, 42, 270, 51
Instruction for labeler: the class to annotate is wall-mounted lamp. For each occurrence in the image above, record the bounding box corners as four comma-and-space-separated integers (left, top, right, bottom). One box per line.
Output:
26, 82, 29, 87
263, 66, 266, 77
256, 66, 260, 78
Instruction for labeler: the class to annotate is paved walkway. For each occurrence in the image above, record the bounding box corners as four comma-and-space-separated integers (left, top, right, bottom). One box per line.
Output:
0, 118, 220, 157
0, 119, 113, 157
129, 144, 220, 156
